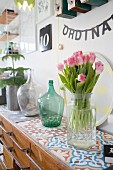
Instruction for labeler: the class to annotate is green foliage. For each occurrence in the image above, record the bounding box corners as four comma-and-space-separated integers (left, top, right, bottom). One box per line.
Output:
2, 54, 25, 62
0, 53, 29, 88
58, 54, 103, 94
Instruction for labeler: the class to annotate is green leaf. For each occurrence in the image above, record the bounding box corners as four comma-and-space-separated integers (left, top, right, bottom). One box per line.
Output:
70, 73, 75, 92
85, 74, 100, 93
64, 83, 72, 92
2, 54, 25, 61
76, 81, 85, 93
58, 73, 67, 84
82, 64, 94, 92
79, 66, 86, 75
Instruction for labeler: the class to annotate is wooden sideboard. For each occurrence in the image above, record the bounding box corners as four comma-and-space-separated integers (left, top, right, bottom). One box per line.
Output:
0, 112, 70, 170
0, 107, 113, 170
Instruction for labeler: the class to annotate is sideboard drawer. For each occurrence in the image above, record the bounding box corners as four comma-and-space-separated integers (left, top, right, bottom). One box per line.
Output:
30, 162, 39, 170
2, 117, 12, 133
0, 118, 13, 149
0, 145, 14, 170
12, 144, 30, 169
3, 145, 14, 169
1, 132, 13, 149
12, 126, 30, 150
30, 143, 69, 170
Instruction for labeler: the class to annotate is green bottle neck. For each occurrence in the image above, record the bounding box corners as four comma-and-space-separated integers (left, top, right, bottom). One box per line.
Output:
48, 84, 56, 94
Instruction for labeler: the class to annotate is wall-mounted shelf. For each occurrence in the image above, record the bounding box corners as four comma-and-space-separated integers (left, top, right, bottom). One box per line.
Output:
0, 32, 19, 41
0, 9, 18, 24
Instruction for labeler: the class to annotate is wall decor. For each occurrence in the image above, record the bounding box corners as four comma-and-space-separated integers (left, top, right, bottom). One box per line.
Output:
80, 0, 108, 6
67, 0, 91, 13
37, 0, 54, 23
55, 0, 77, 19
62, 13, 113, 41
39, 24, 52, 52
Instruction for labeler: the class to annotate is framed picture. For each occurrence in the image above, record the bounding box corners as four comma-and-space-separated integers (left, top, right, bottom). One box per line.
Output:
37, 0, 54, 23
39, 24, 52, 52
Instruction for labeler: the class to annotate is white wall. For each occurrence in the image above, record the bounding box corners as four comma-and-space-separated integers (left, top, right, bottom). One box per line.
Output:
14, 0, 113, 92
8, 0, 113, 132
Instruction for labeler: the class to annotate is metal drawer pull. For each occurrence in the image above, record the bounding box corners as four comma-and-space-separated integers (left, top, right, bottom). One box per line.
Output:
0, 152, 14, 170
0, 121, 13, 135
26, 152, 42, 170
9, 134, 30, 152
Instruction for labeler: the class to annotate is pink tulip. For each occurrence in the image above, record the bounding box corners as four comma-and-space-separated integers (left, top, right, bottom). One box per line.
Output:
82, 55, 90, 64
57, 63, 64, 71
74, 56, 84, 65
78, 73, 86, 82
89, 52, 96, 64
73, 51, 83, 57
95, 61, 104, 74
64, 59, 68, 65
67, 56, 75, 67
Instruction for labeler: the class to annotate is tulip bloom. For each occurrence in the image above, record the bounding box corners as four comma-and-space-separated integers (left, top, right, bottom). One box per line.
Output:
57, 63, 64, 71
78, 73, 86, 82
95, 61, 104, 74
67, 56, 75, 67
89, 52, 96, 64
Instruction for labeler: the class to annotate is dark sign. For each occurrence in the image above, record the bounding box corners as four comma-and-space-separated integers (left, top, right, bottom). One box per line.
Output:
39, 24, 52, 52
62, 14, 113, 41
104, 145, 113, 163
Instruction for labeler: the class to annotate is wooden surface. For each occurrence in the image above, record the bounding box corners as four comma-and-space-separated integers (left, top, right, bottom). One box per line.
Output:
0, 113, 70, 170
1, 108, 113, 170
0, 9, 18, 24
0, 32, 18, 42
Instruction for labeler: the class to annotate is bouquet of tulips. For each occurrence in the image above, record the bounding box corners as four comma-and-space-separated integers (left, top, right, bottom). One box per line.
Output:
57, 51, 104, 132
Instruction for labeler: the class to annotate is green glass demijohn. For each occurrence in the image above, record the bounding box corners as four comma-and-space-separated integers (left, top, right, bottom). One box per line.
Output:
38, 80, 64, 127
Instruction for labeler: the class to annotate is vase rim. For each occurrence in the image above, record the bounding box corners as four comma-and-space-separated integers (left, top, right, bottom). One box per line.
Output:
71, 93, 92, 100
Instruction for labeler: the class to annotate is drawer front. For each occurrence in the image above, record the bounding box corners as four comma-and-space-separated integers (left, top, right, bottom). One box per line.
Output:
2, 117, 12, 132
12, 144, 30, 169
12, 126, 30, 149
3, 145, 14, 169
0, 117, 13, 150
30, 162, 38, 170
0, 145, 14, 170
30, 143, 69, 170
2, 132, 13, 149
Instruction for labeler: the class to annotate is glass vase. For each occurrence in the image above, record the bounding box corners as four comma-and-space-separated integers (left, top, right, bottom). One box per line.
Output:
17, 69, 42, 116
67, 93, 96, 149
38, 80, 64, 127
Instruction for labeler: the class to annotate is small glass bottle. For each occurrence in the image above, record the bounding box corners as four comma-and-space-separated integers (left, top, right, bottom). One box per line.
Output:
17, 69, 42, 116
38, 80, 64, 127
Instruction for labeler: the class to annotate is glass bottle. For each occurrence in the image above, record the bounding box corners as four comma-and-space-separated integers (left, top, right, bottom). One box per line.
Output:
38, 80, 64, 127
17, 69, 42, 116
67, 93, 96, 149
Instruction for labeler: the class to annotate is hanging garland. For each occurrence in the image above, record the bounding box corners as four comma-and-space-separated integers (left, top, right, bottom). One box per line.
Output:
62, 14, 113, 40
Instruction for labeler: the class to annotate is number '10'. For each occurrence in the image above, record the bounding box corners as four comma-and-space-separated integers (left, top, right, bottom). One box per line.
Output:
40, 33, 49, 47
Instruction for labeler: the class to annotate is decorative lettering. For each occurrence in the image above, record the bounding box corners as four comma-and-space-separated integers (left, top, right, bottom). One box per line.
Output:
62, 13, 113, 41
102, 21, 111, 35
63, 25, 69, 35
75, 30, 82, 40
92, 26, 99, 39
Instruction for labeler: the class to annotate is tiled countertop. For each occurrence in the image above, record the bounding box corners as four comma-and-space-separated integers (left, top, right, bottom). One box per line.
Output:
18, 118, 113, 170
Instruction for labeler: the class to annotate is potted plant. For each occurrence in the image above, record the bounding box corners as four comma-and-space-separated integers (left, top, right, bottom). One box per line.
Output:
0, 53, 28, 111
